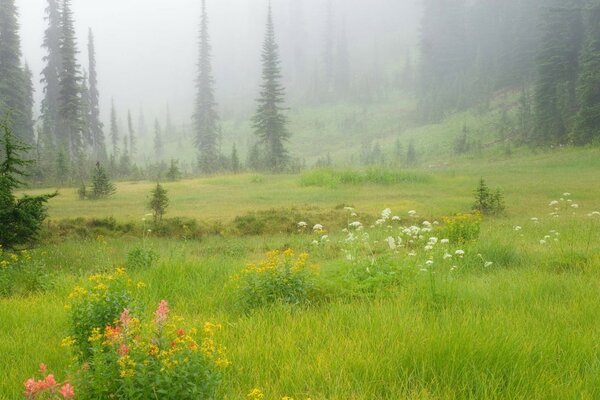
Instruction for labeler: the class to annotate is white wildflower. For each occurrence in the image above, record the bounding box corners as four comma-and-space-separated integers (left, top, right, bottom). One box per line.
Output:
392, 216, 401, 222
385, 236, 396, 250
563, 192, 571, 197
443, 252, 452, 260
441, 238, 450, 244
381, 208, 392, 220
549, 200, 559, 207
455, 249, 465, 257
408, 210, 417, 217
484, 261, 493, 268
297, 221, 308, 228
313, 224, 324, 231
540, 239, 546, 245
514, 226, 522, 231
425, 260, 434, 266
349, 221, 363, 229
571, 203, 579, 209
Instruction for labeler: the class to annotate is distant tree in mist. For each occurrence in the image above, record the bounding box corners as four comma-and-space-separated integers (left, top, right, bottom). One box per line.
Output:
127, 110, 136, 159
109, 99, 119, 157
533, 0, 584, 144
0, 0, 33, 144
252, 3, 291, 172
57, 0, 83, 158
334, 20, 351, 97
154, 119, 163, 162
573, 2, 600, 145
193, 0, 221, 174
80, 71, 91, 149
88, 28, 106, 162
40, 0, 62, 146
322, 0, 334, 99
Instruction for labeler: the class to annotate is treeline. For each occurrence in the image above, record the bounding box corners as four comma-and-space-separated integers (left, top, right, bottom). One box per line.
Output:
420, 0, 600, 146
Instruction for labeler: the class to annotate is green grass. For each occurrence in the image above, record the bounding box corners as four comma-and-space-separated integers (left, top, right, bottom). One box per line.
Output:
4, 145, 600, 399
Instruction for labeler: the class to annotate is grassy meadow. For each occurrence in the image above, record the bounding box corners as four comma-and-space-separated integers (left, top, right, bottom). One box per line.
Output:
3, 146, 600, 399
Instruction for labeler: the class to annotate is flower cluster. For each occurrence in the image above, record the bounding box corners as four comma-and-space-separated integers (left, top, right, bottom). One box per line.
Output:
23, 364, 74, 400
72, 301, 226, 399
235, 249, 319, 310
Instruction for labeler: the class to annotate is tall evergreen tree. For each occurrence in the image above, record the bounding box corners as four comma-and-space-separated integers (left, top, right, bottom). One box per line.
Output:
0, 0, 30, 143
573, 2, 600, 144
57, 0, 83, 157
252, 3, 291, 172
193, 0, 220, 174
87, 28, 106, 162
127, 110, 136, 159
22, 64, 35, 145
154, 119, 163, 162
109, 99, 119, 157
533, 0, 584, 144
80, 71, 91, 150
40, 0, 62, 146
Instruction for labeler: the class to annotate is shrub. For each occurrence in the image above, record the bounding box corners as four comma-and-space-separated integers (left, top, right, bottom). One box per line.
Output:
234, 249, 319, 311
0, 122, 56, 249
473, 178, 505, 215
442, 212, 482, 244
66, 268, 140, 360
126, 247, 159, 270
71, 301, 226, 400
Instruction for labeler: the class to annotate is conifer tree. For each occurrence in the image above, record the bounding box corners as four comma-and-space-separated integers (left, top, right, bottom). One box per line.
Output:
154, 119, 163, 162
80, 71, 91, 150
127, 110, 136, 159
0, 0, 31, 143
194, 0, 220, 174
88, 29, 106, 162
252, 3, 291, 172
22, 64, 35, 145
573, 2, 600, 145
148, 183, 168, 224
90, 162, 115, 199
109, 99, 119, 157
334, 21, 351, 97
57, 0, 83, 157
166, 159, 181, 181
231, 144, 240, 173
40, 0, 62, 146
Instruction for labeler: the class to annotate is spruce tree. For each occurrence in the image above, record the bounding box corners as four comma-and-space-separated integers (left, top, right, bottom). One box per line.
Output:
40, 0, 62, 146
90, 162, 115, 199
166, 159, 181, 181
533, 0, 584, 144
0, 0, 30, 143
109, 99, 119, 157
127, 110, 136, 159
57, 0, 83, 158
194, 0, 220, 174
148, 183, 168, 224
573, 2, 600, 145
22, 64, 35, 145
0, 121, 56, 248
80, 71, 91, 150
154, 119, 163, 162
231, 144, 240, 173
252, 3, 291, 172
88, 29, 106, 162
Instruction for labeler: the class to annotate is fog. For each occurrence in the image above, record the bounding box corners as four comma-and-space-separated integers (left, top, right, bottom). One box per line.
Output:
17, 0, 421, 126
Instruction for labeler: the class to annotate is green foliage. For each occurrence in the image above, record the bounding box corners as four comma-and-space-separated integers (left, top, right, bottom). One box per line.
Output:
72, 301, 225, 400
0, 122, 56, 249
66, 268, 136, 360
90, 162, 115, 199
234, 249, 319, 311
126, 247, 159, 270
148, 183, 169, 224
300, 167, 431, 188
472, 178, 505, 216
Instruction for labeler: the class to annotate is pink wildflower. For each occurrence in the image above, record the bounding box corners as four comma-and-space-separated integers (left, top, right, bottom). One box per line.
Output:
44, 374, 57, 388
59, 383, 75, 400
119, 308, 132, 328
118, 343, 129, 356
24, 378, 37, 398
154, 300, 169, 325
39, 363, 47, 374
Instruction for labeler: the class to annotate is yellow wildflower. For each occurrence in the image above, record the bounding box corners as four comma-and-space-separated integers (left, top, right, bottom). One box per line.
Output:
247, 388, 264, 400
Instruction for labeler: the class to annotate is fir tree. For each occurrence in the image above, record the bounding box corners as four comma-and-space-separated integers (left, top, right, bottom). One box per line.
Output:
88, 29, 106, 162
154, 119, 163, 162
22, 64, 35, 145
55, 150, 69, 186
0, 0, 31, 143
406, 140, 417, 167
194, 0, 220, 174
0, 121, 56, 248
148, 183, 168, 224
231, 144, 241, 174
127, 110, 136, 159
80, 71, 91, 150
252, 3, 291, 172
573, 2, 600, 145
90, 162, 115, 199
57, 0, 83, 158
166, 159, 181, 181
109, 99, 119, 157
40, 0, 62, 146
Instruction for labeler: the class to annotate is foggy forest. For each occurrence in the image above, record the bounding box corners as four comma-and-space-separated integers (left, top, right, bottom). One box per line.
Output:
1, 0, 600, 399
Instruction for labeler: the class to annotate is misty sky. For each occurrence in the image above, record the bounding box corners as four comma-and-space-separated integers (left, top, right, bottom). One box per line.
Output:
17, 0, 420, 128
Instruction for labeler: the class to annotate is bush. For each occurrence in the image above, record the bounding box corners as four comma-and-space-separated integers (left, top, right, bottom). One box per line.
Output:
89, 162, 116, 199
71, 301, 226, 400
234, 249, 320, 311
66, 268, 139, 360
126, 247, 159, 270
